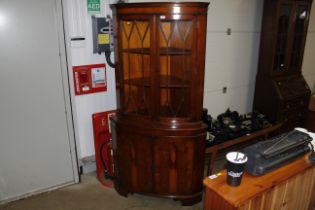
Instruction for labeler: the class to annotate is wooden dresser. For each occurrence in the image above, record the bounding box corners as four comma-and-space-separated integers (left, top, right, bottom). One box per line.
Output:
306, 95, 315, 132
203, 154, 315, 210
253, 0, 313, 132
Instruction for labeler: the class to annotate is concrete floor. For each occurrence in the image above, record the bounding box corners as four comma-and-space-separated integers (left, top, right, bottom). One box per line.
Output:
0, 172, 204, 210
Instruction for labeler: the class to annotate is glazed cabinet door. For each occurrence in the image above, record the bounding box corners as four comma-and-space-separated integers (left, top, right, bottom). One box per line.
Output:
290, 1, 312, 72
157, 15, 196, 119
118, 16, 153, 117
272, 0, 312, 74
273, 2, 293, 73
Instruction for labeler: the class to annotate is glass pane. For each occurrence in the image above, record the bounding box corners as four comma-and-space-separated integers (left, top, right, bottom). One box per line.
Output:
123, 84, 151, 115
291, 5, 308, 69
120, 19, 151, 116
121, 20, 150, 50
274, 5, 291, 71
160, 88, 191, 117
159, 19, 193, 118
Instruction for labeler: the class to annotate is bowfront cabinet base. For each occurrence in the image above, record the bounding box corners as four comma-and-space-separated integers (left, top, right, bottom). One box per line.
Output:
111, 116, 207, 205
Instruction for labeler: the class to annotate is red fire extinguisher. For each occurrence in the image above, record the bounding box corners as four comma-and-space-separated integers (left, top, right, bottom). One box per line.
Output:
99, 139, 114, 179
92, 111, 116, 187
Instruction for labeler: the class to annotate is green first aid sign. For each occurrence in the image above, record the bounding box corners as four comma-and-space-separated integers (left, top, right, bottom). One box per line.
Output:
87, 0, 101, 14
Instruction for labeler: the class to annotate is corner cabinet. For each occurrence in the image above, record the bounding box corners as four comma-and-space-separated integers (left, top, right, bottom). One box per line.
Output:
110, 2, 209, 205
253, 0, 312, 132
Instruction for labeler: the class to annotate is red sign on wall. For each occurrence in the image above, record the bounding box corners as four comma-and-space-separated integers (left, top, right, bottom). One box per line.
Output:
73, 64, 107, 95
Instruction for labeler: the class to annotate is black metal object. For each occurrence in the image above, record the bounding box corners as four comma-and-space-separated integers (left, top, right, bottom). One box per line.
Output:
242, 130, 312, 176
203, 108, 271, 147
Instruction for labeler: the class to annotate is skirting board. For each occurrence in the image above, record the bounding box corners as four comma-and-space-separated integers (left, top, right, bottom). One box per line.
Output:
0, 181, 75, 205
80, 155, 96, 174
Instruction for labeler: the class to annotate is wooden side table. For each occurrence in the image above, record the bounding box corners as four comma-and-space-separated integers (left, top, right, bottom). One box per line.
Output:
205, 123, 282, 175
203, 154, 315, 210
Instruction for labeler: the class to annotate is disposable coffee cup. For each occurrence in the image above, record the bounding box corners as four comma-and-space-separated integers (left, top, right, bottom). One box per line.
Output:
226, 151, 248, 186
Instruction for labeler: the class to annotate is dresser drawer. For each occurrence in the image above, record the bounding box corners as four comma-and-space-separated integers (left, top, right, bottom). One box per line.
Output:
309, 95, 315, 111
280, 97, 309, 112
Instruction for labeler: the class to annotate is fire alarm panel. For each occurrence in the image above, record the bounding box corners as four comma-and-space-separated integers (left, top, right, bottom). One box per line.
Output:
73, 64, 107, 95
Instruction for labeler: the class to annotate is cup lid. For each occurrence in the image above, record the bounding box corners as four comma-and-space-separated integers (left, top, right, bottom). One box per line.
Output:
226, 151, 247, 164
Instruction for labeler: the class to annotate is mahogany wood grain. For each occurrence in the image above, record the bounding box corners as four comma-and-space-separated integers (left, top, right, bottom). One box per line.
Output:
309, 95, 315, 111
111, 2, 209, 205
306, 111, 315, 133
203, 154, 315, 210
306, 95, 315, 132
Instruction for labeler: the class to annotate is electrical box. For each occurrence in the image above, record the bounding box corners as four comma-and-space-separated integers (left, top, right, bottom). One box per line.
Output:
92, 16, 114, 54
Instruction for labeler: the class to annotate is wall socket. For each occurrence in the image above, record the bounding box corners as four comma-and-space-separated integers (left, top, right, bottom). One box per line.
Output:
222, 86, 227, 94
226, 28, 232, 35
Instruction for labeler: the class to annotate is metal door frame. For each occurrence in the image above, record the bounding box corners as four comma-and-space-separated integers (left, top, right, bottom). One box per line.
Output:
54, 0, 80, 182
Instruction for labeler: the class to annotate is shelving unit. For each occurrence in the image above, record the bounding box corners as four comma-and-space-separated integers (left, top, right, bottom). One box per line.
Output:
122, 47, 192, 55
110, 2, 209, 205
253, 0, 313, 132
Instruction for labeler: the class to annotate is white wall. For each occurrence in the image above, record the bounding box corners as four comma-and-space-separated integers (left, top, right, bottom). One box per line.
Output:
65, 0, 315, 160
203, 0, 263, 117
204, 0, 315, 117
64, 0, 116, 159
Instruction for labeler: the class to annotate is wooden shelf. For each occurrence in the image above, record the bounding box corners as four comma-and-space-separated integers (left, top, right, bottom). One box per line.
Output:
122, 47, 192, 55
159, 75, 190, 87
124, 77, 151, 87
123, 75, 191, 88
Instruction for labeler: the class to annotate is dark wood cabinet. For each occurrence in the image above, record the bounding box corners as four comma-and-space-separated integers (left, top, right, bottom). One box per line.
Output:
253, 0, 313, 132
110, 2, 209, 205
306, 95, 315, 132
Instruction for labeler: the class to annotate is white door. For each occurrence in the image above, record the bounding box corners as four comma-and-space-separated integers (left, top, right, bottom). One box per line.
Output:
0, 0, 78, 202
